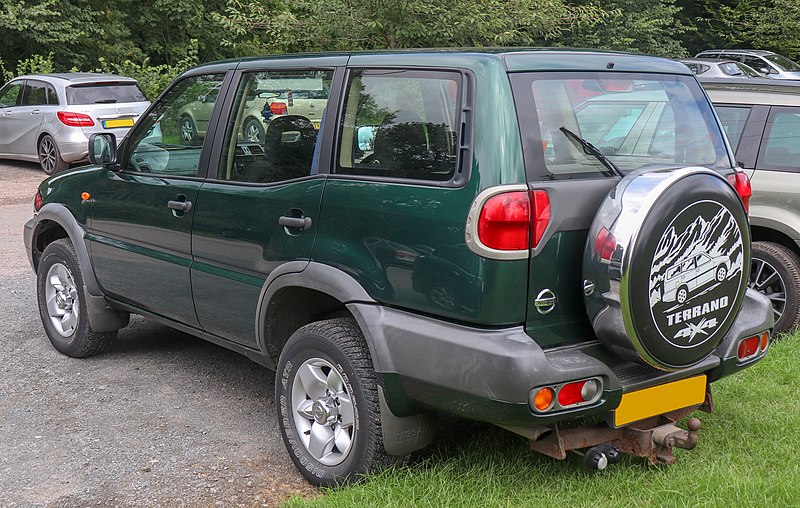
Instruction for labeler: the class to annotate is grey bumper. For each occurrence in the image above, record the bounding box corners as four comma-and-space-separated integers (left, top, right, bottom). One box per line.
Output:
24, 217, 36, 271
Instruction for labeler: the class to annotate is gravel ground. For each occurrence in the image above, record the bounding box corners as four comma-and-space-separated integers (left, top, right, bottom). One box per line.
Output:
0, 161, 316, 506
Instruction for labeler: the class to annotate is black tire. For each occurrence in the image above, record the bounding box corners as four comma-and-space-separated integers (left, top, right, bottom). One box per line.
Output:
36, 239, 117, 357
276, 317, 395, 487
38, 134, 68, 175
179, 115, 198, 145
243, 117, 265, 144
751, 241, 800, 335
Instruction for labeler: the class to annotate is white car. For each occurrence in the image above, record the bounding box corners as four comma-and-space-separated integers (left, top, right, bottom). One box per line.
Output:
663, 252, 730, 304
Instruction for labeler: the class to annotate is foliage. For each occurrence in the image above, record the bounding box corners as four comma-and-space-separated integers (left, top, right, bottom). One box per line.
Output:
717, 0, 800, 60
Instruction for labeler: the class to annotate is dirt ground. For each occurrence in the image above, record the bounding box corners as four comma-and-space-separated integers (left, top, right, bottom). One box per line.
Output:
0, 161, 316, 506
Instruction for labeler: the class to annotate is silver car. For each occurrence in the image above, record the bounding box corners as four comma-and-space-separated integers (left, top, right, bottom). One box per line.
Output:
679, 58, 760, 79
0, 73, 150, 174
695, 50, 800, 80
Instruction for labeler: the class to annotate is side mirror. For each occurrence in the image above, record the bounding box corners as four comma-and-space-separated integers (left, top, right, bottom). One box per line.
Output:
88, 133, 117, 166
760, 67, 770, 75
357, 126, 378, 151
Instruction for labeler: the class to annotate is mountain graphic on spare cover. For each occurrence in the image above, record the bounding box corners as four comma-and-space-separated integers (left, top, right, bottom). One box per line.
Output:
649, 207, 743, 304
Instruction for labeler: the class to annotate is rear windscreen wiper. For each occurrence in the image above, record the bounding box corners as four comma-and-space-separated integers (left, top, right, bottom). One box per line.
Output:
559, 126, 624, 178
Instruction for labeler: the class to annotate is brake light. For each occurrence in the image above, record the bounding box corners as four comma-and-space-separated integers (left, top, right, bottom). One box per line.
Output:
477, 191, 531, 250
737, 336, 759, 361
34, 190, 42, 212
269, 102, 288, 115
530, 378, 603, 413
727, 172, 752, 214
57, 111, 95, 127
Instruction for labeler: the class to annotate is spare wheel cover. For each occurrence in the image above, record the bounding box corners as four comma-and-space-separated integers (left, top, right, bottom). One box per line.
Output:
583, 167, 749, 371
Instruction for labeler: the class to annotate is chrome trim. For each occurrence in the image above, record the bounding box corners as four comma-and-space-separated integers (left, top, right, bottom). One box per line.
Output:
534, 288, 557, 314
465, 184, 530, 260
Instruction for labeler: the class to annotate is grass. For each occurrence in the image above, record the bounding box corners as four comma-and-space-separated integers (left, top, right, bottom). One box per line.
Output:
285, 334, 800, 508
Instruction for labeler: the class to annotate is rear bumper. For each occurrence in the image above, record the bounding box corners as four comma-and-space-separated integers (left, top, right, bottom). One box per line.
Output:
56, 129, 90, 163
350, 288, 772, 427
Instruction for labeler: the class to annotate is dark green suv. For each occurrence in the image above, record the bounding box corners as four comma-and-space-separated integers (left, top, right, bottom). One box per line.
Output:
24, 50, 773, 486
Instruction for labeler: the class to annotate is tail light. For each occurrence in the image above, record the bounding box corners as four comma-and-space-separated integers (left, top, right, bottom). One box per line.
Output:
472, 188, 551, 256
594, 227, 617, 263
57, 111, 95, 127
34, 190, 43, 212
530, 377, 603, 413
269, 102, 288, 115
727, 171, 752, 214
737, 331, 769, 363
531, 190, 550, 248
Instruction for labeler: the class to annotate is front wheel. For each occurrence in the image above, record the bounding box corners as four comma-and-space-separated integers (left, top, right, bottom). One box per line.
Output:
276, 318, 395, 487
36, 239, 117, 357
750, 241, 800, 335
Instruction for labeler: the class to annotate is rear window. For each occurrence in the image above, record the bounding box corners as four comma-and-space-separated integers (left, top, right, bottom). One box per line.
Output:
511, 72, 731, 180
66, 83, 147, 105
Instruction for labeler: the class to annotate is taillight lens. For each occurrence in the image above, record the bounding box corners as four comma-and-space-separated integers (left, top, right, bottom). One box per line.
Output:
737, 336, 759, 361
727, 172, 752, 214
531, 190, 550, 248
269, 102, 288, 115
478, 191, 531, 250
57, 111, 95, 127
34, 190, 43, 212
531, 378, 602, 413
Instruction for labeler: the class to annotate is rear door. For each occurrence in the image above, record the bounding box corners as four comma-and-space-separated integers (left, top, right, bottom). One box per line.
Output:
89, 71, 229, 326
190, 60, 344, 347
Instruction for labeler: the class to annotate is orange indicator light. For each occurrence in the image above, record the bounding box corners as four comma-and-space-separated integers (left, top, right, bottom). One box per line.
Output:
81, 192, 91, 201
533, 387, 555, 411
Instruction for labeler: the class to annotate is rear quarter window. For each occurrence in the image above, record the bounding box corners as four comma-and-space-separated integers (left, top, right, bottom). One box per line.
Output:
66, 83, 147, 105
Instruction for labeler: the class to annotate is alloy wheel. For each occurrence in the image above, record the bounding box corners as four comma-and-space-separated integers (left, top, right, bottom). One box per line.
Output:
44, 262, 79, 337
750, 257, 786, 324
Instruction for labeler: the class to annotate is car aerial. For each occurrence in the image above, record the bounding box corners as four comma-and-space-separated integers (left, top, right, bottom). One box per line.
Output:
701, 76, 800, 334
0, 73, 149, 174
24, 49, 772, 486
679, 58, 760, 79
695, 50, 800, 80
177, 72, 328, 145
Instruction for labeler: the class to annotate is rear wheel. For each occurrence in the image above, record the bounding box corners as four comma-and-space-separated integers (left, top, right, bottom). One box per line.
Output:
38, 134, 68, 174
276, 318, 395, 487
179, 116, 198, 145
244, 118, 265, 143
750, 241, 800, 335
36, 239, 117, 357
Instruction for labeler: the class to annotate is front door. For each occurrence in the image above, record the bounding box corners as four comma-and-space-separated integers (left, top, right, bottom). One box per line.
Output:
0, 80, 23, 155
88, 72, 228, 326
190, 65, 342, 346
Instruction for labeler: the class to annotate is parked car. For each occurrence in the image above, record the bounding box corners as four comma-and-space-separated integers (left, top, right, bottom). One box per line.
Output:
679, 58, 760, 79
695, 50, 800, 80
24, 50, 771, 486
177, 72, 328, 145
0, 73, 149, 174
702, 77, 800, 334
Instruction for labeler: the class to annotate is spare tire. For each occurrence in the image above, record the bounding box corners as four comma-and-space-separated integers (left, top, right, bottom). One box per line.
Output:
583, 167, 749, 371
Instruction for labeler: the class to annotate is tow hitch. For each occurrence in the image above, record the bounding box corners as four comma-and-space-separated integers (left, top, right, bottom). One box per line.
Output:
528, 390, 712, 469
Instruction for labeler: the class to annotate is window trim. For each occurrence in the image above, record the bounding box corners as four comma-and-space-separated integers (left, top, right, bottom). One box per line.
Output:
755, 105, 800, 173
0, 80, 24, 108
330, 66, 474, 189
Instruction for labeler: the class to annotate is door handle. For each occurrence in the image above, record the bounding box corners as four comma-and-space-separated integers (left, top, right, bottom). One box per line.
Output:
31, 109, 40, 115
278, 215, 312, 230
167, 200, 192, 212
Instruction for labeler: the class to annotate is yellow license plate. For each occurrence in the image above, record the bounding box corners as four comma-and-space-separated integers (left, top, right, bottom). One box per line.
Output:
103, 118, 134, 128
613, 375, 706, 427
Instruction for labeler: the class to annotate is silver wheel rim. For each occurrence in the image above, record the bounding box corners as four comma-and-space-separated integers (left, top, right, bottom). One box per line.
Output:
717, 266, 727, 281
44, 262, 79, 337
291, 357, 355, 466
245, 121, 262, 142
180, 119, 194, 143
750, 257, 786, 324
39, 137, 56, 173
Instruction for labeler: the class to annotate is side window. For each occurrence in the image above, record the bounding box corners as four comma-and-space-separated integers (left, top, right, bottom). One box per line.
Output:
46, 84, 59, 105
336, 69, 461, 182
715, 106, 751, 152
757, 107, 800, 172
124, 74, 225, 176
742, 56, 766, 73
216, 70, 332, 183
21, 81, 47, 106
0, 82, 23, 107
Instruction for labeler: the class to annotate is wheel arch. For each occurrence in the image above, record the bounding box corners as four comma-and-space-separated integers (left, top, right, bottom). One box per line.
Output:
751, 224, 800, 258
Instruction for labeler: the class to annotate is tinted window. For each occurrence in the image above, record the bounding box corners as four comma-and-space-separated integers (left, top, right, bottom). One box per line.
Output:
715, 106, 751, 151
217, 70, 332, 183
719, 62, 747, 76
46, 84, 59, 105
124, 74, 225, 176
757, 107, 800, 171
21, 80, 47, 106
66, 83, 147, 104
742, 56, 768, 73
764, 54, 800, 72
516, 73, 729, 179
0, 82, 22, 107
336, 69, 460, 182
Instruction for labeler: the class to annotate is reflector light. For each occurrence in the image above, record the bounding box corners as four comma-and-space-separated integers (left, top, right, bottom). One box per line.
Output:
558, 381, 588, 407
270, 101, 288, 115
737, 336, 759, 360
33, 190, 42, 212
477, 191, 531, 251
531, 190, 550, 248
57, 111, 95, 127
533, 387, 555, 411
760, 331, 770, 352
727, 172, 752, 214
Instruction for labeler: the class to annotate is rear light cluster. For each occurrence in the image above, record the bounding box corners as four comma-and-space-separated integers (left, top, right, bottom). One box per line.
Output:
529, 377, 603, 413
727, 171, 752, 214
57, 111, 95, 127
33, 190, 43, 212
737, 331, 770, 363
594, 227, 617, 263
475, 189, 551, 252
269, 102, 288, 115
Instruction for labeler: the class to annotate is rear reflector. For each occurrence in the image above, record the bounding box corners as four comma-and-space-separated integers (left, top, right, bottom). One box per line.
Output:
57, 111, 95, 127
531, 378, 603, 413
727, 172, 752, 214
477, 191, 531, 251
34, 190, 42, 212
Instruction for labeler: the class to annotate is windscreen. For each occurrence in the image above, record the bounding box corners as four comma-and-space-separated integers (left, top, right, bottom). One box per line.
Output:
764, 54, 800, 72
66, 83, 147, 104
512, 73, 731, 180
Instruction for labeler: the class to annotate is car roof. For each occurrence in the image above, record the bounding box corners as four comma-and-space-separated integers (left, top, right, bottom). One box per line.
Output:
680, 58, 739, 65
697, 49, 774, 57
13, 73, 138, 84
700, 77, 800, 106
